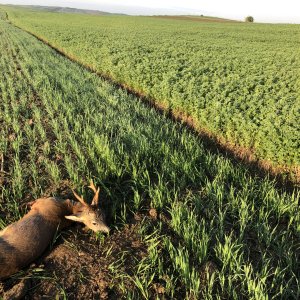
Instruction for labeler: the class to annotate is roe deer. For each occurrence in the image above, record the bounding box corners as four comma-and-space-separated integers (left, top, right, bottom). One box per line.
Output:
0, 181, 109, 279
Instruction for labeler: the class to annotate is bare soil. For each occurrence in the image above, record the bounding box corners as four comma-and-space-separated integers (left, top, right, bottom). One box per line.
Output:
0, 218, 151, 299
151, 15, 239, 23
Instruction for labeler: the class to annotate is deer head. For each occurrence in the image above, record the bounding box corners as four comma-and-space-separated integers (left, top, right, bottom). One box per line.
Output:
65, 181, 109, 233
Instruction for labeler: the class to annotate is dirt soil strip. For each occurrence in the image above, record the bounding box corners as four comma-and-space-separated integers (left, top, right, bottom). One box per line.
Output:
151, 15, 240, 23
8, 19, 300, 190
0, 215, 156, 300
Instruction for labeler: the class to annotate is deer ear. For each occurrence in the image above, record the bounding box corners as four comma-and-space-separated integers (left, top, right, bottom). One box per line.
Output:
25, 200, 37, 209
65, 214, 83, 222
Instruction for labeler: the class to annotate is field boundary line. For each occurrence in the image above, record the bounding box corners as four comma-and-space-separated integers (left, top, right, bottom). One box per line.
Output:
7, 18, 299, 190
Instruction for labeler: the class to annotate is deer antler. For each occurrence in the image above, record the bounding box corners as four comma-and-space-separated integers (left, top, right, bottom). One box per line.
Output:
88, 180, 100, 207
72, 190, 88, 207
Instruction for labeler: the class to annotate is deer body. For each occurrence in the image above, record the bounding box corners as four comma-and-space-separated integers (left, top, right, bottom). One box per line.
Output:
0, 182, 109, 279
0, 197, 73, 279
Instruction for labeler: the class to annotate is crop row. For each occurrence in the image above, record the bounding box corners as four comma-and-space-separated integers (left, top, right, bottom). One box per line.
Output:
0, 17, 299, 298
3, 6, 300, 176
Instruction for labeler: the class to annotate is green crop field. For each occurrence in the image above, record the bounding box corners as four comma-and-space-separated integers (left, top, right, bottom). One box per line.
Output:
0, 6, 299, 299
4, 6, 300, 181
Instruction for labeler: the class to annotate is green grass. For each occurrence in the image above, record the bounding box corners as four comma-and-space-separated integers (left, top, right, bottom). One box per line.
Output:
0, 12, 299, 299
3, 5, 300, 175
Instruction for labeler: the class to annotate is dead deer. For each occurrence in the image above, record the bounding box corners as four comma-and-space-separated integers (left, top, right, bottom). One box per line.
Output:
0, 181, 109, 279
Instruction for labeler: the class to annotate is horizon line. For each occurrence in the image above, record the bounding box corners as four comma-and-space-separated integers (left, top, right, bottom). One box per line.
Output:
1, 3, 300, 24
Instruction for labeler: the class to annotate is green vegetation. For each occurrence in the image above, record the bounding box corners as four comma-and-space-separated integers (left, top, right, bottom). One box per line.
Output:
0, 12, 299, 299
3, 6, 300, 177
4, 4, 121, 15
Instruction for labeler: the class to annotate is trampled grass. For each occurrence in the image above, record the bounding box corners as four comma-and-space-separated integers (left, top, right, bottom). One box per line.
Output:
3, 6, 300, 179
0, 10, 299, 299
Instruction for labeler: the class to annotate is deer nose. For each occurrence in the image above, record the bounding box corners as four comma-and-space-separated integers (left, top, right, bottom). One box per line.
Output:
99, 224, 110, 233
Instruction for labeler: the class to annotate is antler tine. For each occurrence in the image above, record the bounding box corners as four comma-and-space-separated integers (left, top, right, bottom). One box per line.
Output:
72, 190, 88, 207
89, 180, 100, 207
88, 180, 97, 193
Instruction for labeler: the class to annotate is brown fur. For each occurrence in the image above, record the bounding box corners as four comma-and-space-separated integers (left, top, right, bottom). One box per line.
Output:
0, 198, 73, 279
0, 183, 109, 279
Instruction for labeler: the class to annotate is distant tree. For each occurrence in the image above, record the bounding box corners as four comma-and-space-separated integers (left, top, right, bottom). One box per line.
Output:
245, 16, 254, 22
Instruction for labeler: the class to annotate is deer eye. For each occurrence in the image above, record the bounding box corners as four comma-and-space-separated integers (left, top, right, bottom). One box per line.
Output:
92, 222, 97, 225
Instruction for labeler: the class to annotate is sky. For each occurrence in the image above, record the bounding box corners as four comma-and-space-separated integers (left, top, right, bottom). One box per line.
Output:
0, 0, 300, 23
